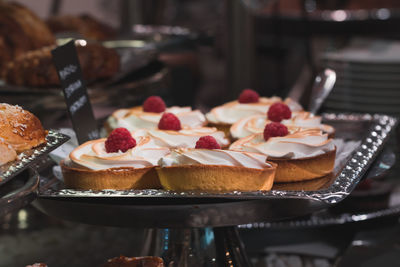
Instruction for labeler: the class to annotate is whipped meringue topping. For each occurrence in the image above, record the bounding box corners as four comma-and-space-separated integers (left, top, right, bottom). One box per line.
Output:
132, 127, 230, 148
230, 111, 334, 139
107, 106, 206, 132
206, 97, 303, 125
69, 137, 170, 171
230, 128, 335, 159
158, 148, 271, 170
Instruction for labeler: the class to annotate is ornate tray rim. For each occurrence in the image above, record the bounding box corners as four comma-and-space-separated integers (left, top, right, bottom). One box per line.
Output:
239, 180, 400, 229
0, 131, 70, 186
240, 205, 400, 230
39, 113, 398, 205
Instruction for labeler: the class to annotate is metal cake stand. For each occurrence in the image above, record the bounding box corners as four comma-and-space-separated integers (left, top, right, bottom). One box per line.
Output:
0, 169, 39, 219
0, 131, 69, 219
240, 148, 398, 231
33, 114, 398, 266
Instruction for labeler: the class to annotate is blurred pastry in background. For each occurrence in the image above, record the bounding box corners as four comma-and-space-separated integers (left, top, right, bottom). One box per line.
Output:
0, 37, 10, 70
26, 255, 164, 267
103, 255, 164, 267
47, 14, 116, 41
1, 42, 120, 87
0, 2, 55, 72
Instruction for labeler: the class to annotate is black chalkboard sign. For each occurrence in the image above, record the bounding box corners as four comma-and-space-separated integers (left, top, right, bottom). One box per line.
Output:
51, 40, 100, 144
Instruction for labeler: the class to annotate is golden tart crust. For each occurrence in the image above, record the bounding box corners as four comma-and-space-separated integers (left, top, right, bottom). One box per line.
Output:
269, 148, 336, 182
61, 160, 161, 190
157, 163, 277, 191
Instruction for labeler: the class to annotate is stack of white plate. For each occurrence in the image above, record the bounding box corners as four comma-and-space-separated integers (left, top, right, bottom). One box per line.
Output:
322, 38, 400, 117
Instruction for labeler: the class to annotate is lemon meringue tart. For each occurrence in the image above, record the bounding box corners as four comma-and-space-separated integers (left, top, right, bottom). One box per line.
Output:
205, 89, 302, 137
61, 128, 170, 190
157, 148, 277, 191
105, 96, 206, 133
230, 111, 335, 140
230, 123, 336, 182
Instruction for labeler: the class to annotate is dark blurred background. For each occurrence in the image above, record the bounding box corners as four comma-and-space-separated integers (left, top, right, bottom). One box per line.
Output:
3, 0, 400, 266
13, 0, 400, 111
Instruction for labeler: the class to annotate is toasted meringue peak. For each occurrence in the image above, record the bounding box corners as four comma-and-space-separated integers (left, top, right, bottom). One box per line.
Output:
158, 148, 271, 170
206, 97, 303, 125
230, 128, 335, 159
69, 137, 170, 170
132, 127, 230, 149
230, 111, 334, 139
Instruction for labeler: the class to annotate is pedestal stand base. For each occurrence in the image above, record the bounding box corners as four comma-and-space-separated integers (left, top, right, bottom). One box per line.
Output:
141, 227, 252, 267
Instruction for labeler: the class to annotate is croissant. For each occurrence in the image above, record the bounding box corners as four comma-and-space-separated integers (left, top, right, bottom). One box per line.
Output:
0, 139, 17, 166
0, 103, 47, 154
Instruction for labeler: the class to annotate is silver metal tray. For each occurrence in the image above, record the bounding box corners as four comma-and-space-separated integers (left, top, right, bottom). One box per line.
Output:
33, 113, 398, 228
240, 195, 400, 230
0, 131, 69, 187
39, 113, 397, 203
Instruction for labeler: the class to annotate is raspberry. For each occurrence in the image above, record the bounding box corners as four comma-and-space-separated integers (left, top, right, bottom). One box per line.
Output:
238, 89, 259, 103
195, 136, 221, 149
143, 96, 166, 113
105, 128, 136, 153
158, 113, 181, 131
267, 102, 292, 122
263, 122, 288, 141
